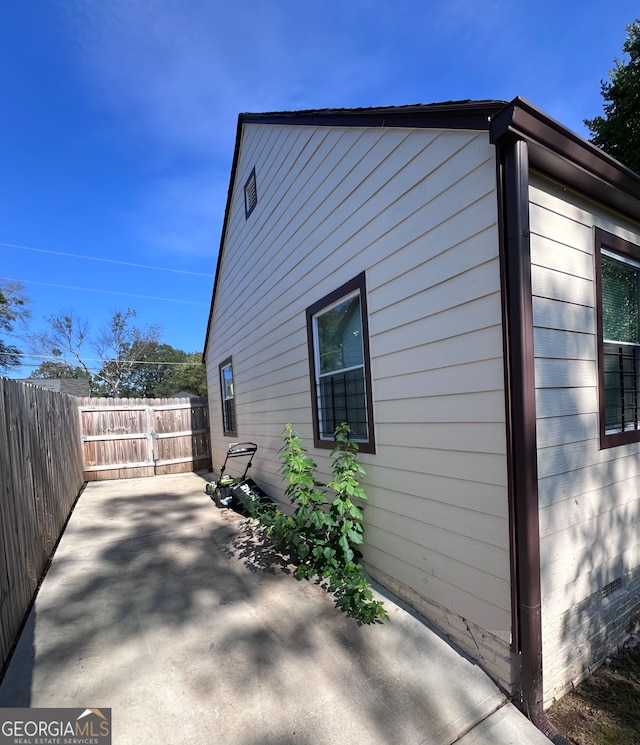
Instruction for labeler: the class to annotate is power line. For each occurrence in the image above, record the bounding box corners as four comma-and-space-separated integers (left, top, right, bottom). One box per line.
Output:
3, 277, 209, 306
3, 352, 207, 377
0, 352, 202, 367
0, 241, 214, 278
0, 352, 203, 366
5, 364, 199, 373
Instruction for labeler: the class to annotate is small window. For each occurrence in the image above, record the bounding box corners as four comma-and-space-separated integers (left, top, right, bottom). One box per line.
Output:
596, 228, 640, 447
306, 272, 375, 453
244, 167, 258, 218
219, 357, 237, 436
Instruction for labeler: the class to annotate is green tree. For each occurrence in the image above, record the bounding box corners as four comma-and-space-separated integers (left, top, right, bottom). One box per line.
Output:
0, 280, 29, 371
29, 308, 205, 398
585, 20, 640, 173
30, 360, 90, 380
156, 351, 207, 398
117, 343, 186, 397
29, 308, 161, 396
121, 346, 207, 398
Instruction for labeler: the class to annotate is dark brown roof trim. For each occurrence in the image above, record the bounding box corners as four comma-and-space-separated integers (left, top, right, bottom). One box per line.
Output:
491, 97, 640, 219
240, 100, 507, 132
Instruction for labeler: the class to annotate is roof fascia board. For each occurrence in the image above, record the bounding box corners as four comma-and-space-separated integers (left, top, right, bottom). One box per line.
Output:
240, 101, 505, 131
491, 97, 640, 218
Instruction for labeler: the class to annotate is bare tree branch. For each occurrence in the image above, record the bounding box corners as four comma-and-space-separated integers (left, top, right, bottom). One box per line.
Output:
28, 307, 161, 396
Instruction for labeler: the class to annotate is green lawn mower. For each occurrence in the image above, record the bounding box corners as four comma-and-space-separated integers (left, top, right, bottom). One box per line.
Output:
205, 442, 270, 511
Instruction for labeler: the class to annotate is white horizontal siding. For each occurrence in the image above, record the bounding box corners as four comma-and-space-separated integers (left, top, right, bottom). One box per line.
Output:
364, 464, 508, 517
378, 421, 506, 454
367, 486, 509, 548
365, 523, 510, 618
532, 296, 594, 333
530, 172, 640, 705
533, 328, 595, 360
536, 412, 598, 447
535, 386, 597, 419
374, 293, 503, 356
376, 390, 507, 423
531, 265, 593, 306
538, 448, 640, 505
206, 122, 511, 686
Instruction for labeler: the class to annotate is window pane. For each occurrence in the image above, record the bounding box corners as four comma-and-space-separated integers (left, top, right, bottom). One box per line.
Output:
219, 361, 236, 433
316, 295, 363, 375
223, 399, 236, 433
221, 365, 234, 399
602, 256, 640, 343
603, 342, 640, 432
603, 344, 623, 431
318, 368, 367, 439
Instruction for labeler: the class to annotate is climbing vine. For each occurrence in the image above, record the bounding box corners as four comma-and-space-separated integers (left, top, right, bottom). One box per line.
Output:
252, 423, 387, 624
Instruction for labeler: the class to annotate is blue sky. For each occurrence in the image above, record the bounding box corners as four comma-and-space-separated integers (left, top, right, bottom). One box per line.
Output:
0, 0, 636, 377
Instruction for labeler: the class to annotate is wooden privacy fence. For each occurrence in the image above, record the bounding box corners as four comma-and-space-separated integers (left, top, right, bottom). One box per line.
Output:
0, 378, 84, 670
78, 397, 212, 480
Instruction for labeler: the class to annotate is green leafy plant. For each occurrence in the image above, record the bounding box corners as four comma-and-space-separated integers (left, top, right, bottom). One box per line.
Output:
252, 423, 387, 624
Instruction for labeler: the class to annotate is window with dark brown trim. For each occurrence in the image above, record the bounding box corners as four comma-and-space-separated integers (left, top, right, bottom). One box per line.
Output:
306, 272, 375, 453
219, 357, 237, 436
596, 228, 640, 448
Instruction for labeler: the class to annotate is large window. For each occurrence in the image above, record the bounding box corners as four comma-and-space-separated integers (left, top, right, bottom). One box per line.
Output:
219, 357, 237, 436
306, 273, 375, 453
596, 228, 640, 447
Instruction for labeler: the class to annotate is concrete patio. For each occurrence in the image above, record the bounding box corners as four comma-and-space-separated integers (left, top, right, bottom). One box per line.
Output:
0, 473, 550, 744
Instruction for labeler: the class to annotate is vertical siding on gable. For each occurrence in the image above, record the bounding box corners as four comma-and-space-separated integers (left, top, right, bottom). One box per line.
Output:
530, 173, 640, 706
205, 123, 511, 690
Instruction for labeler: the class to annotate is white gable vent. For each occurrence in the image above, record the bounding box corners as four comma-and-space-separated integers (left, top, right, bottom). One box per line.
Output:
244, 167, 258, 218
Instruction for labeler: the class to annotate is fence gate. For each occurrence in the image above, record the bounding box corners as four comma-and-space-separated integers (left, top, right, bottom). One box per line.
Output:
78, 397, 212, 481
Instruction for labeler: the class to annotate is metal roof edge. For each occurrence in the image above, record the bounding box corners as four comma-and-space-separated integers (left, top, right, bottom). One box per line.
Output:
491, 96, 640, 217
239, 100, 507, 130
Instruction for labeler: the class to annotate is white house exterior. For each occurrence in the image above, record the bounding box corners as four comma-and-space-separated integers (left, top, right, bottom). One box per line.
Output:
203, 98, 640, 731
530, 174, 640, 702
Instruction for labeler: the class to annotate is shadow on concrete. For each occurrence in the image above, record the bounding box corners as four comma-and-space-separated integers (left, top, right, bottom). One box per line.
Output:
216, 507, 503, 745
0, 608, 35, 706
0, 473, 507, 744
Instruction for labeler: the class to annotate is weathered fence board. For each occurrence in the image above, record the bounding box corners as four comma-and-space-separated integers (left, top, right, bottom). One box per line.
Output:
78, 397, 212, 480
0, 378, 84, 670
